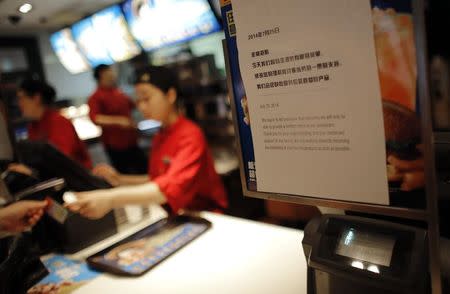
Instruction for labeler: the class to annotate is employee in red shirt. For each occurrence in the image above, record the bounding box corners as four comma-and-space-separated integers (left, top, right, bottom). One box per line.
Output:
88, 64, 146, 174
67, 66, 228, 219
16, 79, 92, 169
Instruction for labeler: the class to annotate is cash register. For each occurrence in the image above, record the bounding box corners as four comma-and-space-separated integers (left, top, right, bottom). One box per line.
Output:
0, 102, 117, 254
302, 215, 428, 294
13, 141, 118, 253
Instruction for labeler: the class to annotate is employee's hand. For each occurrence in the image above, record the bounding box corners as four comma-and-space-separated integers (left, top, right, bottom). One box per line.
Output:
65, 190, 114, 220
117, 117, 135, 129
7, 163, 34, 177
0, 200, 48, 233
93, 164, 121, 187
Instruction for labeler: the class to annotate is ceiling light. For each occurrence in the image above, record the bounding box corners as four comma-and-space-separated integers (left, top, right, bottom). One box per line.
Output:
18, 3, 33, 14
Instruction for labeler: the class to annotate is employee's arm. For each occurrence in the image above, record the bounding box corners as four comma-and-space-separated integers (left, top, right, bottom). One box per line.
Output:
66, 182, 166, 219
72, 133, 207, 219
93, 114, 135, 129
88, 96, 134, 129
118, 174, 149, 185
93, 164, 148, 186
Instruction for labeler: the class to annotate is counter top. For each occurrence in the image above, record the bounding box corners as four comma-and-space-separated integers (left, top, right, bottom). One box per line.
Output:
73, 211, 307, 294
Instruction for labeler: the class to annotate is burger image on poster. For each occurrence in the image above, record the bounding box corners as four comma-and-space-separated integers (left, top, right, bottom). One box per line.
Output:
372, 6, 425, 193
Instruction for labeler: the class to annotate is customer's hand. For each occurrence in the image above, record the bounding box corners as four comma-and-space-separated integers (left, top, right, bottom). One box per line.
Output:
8, 163, 34, 177
93, 164, 121, 186
0, 200, 48, 233
65, 190, 114, 220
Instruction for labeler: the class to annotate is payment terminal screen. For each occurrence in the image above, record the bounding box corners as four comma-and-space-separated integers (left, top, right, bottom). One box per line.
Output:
335, 228, 396, 267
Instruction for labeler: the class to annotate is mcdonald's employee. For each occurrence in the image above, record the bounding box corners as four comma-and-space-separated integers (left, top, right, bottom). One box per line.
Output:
16, 79, 92, 169
88, 64, 146, 174
67, 66, 228, 219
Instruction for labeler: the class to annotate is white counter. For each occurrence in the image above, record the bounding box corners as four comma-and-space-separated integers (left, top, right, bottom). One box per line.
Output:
73, 212, 308, 294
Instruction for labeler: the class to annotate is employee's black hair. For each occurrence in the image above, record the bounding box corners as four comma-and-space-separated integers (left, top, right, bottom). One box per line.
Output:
134, 66, 179, 92
18, 79, 56, 105
93, 64, 111, 81
134, 66, 183, 108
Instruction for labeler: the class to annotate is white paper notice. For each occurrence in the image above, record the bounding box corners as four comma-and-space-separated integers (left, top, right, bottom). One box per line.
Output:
233, 0, 389, 204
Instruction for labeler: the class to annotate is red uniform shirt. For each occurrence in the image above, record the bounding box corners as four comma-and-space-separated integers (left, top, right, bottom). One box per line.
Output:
28, 109, 92, 169
149, 116, 228, 213
88, 87, 138, 150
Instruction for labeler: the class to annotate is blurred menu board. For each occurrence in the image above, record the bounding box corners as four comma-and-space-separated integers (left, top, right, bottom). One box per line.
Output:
50, 29, 91, 74
91, 5, 142, 62
71, 18, 114, 67
122, 0, 222, 51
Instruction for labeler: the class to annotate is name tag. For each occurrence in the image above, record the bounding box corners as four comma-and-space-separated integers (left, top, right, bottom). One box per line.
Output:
162, 156, 171, 165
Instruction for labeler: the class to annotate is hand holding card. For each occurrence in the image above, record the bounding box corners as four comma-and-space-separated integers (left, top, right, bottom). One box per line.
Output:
0, 200, 47, 233
65, 190, 114, 220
